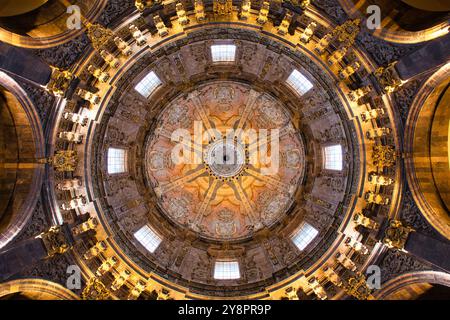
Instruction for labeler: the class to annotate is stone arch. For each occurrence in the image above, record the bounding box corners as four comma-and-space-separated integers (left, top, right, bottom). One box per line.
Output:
374, 271, 450, 300
0, 0, 108, 48
404, 64, 450, 240
0, 71, 45, 248
338, 0, 449, 44
0, 279, 79, 300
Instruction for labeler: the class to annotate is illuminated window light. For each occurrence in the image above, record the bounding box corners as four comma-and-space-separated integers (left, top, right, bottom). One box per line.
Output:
213, 260, 240, 280
134, 71, 162, 98
134, 225, 162, 253
107, 147, 127, 174
286, 69, 313, 96
323, 144, 343, 171
291, 222, 319, 251
211, 44, 236, 62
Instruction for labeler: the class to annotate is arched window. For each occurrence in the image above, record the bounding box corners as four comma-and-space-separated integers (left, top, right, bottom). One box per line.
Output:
291, 222, 319, 251
286, 69, 313, 96
211, 44, 236, 62
107, 147, 127, 174
323, 144, 343, 171
134, 71, 162, 98
134, 225, 162, 253
213, 260, 240, 280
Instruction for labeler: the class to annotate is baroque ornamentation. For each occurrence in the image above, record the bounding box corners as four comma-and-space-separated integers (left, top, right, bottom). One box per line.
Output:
383, 220, 415, 251
37, 226, 72, 257
81, 278, 111, 300
374, 62, 404, 93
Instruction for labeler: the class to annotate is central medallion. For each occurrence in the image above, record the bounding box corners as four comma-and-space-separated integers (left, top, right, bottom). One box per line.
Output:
145, 81, 305, 240
204, 139, 246, 179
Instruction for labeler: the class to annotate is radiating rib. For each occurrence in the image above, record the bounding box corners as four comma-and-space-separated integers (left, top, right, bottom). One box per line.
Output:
236, 90, 260, 130
189, 93, 214, 132
233, 180, 257, 223
154, 167, 207, 196
195, 179, 219, 222
247, 123, 295, 155
155, 126, 204, 155
246, 168, 290, 191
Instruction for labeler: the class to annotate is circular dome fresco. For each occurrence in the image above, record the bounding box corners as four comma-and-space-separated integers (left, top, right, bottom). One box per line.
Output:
145, 81, 306, 241
47, 3, 403, 299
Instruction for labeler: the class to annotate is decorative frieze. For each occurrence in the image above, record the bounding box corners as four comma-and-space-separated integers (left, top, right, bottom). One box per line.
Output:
86, 23, 115, 52
333, 19, 360, 46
